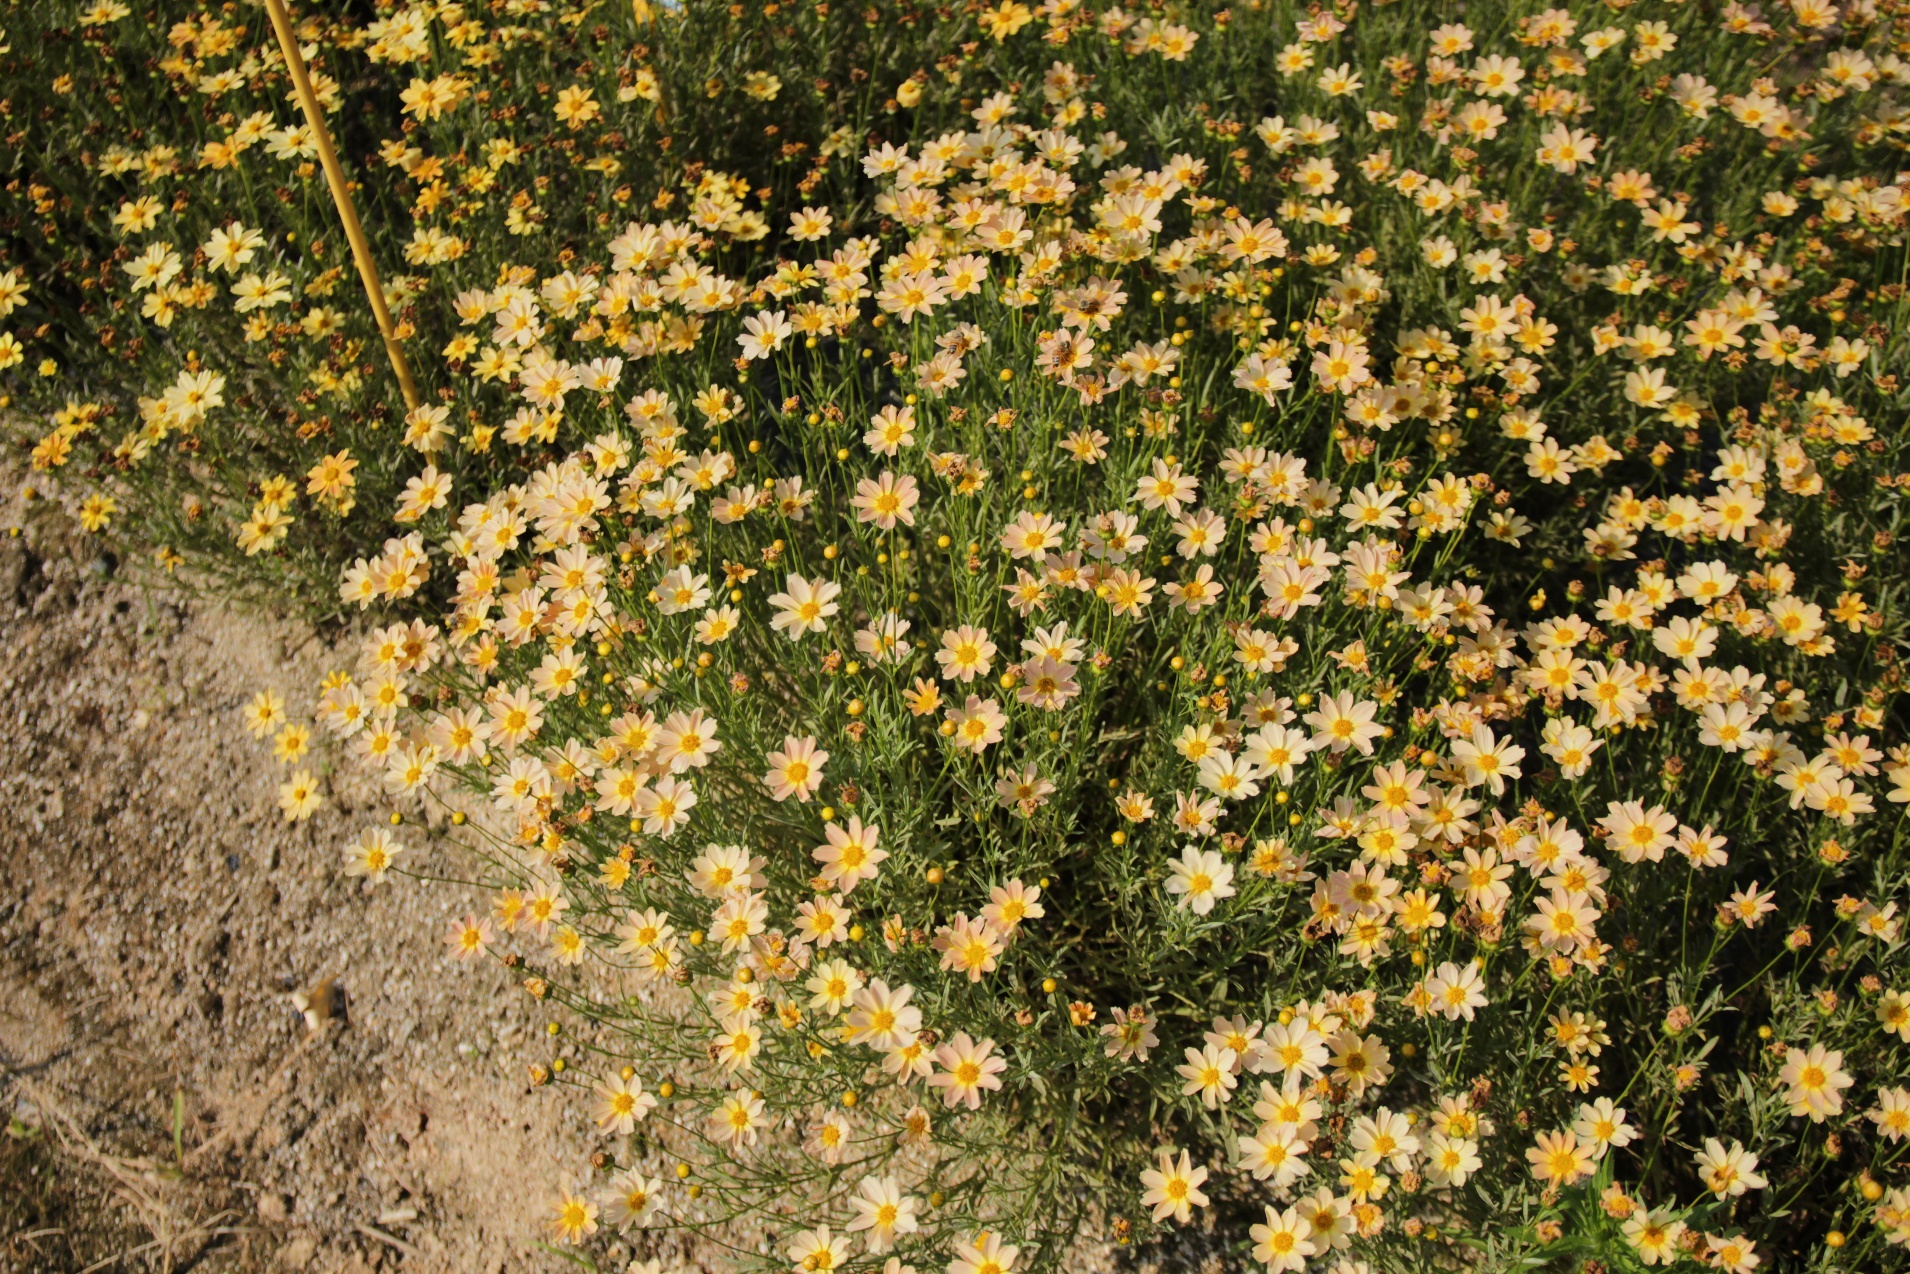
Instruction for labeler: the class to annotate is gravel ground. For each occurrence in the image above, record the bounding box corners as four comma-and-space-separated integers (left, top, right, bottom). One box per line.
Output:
0, 515, 648, 1272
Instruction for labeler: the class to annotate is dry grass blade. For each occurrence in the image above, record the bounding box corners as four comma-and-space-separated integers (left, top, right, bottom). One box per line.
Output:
75, 1221, 253, 1274
9, 1074, 250, 1274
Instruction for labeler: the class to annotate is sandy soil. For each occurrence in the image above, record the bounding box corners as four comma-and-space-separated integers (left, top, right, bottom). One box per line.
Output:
0, 517, 680, 1273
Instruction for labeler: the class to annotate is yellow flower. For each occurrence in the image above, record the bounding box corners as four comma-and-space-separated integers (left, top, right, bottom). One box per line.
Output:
399, 73, 469, 121
276, 770, 323, 822
78, 492, 117, 531
978, 0, 1034, 40
552, 84, 600, 129
546, 1191, 598, 1245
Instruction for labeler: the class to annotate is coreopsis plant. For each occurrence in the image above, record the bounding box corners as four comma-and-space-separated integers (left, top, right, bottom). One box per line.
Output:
7, 0, 1910, 1270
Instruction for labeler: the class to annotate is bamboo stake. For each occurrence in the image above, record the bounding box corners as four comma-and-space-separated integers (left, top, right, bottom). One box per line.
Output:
261, 0, 421, 412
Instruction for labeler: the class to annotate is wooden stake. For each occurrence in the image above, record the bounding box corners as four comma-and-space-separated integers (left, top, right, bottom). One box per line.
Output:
261, 0, 421, 412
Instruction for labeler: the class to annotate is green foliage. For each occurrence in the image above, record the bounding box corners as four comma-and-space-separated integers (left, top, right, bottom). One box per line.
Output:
5, 0, 1910, 1271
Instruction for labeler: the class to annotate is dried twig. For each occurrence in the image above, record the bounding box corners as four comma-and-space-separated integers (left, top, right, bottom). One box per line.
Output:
77, 1221, 253, 1274
355, 1221, 424, 1259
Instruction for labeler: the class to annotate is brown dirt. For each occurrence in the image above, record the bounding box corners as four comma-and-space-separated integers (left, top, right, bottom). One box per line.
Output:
0, 515, 655, 1273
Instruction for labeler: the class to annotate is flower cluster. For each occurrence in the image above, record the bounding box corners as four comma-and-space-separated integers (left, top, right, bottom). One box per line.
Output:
8, 0, 1910, 1270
